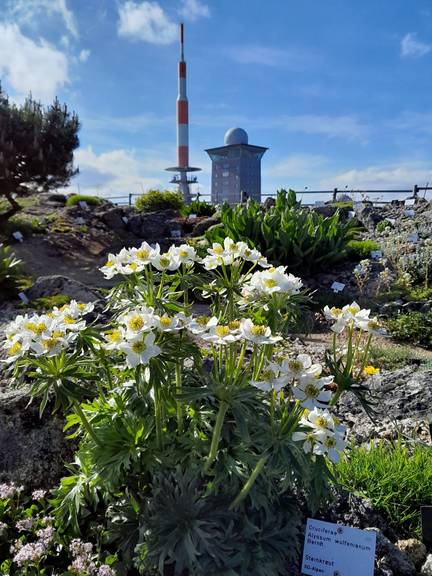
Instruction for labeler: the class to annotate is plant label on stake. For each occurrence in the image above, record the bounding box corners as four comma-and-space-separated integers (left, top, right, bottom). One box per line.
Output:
370, 250, 382, 260
405, 198, 415, 206
18, 292, 29, 305
170, 230, 181, 238
408, 233, 418, 244
301, 518, 376, 576
122, 216, 129, 224
12, 231, 24, 242
348, 210, 356, 219
188, 214, 197, 220
79, 200, 88, 209
75, 217, 85, 225
331, 281, 345, 293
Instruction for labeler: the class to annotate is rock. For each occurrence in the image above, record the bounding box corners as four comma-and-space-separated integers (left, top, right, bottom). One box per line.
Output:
355, 204, 385, 231
366, 528, 416, 576
128, 209, 179, 239
338, 368, 432, 443
311, 205, 338, 218
396, 539, 427, 568
263, 197, 275, 209
421, 554, 432, 575
39, 192, 67, 205
402, 301, 426, 312
94, 205, 132, 232
191, 216, 220, 236
0, 387, 72, 489
27, 275, 101, 303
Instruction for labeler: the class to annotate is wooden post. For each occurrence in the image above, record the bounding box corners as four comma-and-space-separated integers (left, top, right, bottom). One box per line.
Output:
332, 188, 338, 202
129, 193, 133, 205
413, 185, 419, 199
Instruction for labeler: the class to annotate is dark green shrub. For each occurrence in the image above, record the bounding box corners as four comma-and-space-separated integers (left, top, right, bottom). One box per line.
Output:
135, 190, 184, 213
386, 311, 432, 349
336, 440, 432, 536
0, 243, 23, 299
181, 199, 216, 218
346, 239, 380, 261
205, 189, 359, 272
66, 194, 104, 207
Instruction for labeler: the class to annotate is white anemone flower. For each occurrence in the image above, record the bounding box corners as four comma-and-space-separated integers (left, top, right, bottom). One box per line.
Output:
187, 316, 218, 335
303, 408, 336, 432
119, 308, 156, 336
122, 332, 161, 368
312, 430, 346, 463
4, 337, 29, 363
169, 244, 199, 265
355, 316, 386, 335
103, 328, 126, 350
154, 314, 182, 332
280, 354, 322, 381
292, 429, 321, 454
201, 324, 241, 345
240, 319, 281, 344
151, 252, 181, 272
243, 267, 303, 297
250, 363, 289, 392
293, 376, 334, 409
130, 242, 160, 265
100, 253, 122, 279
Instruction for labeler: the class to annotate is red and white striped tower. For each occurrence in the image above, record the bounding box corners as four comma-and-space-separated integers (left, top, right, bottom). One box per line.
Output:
166, 23, 200, 204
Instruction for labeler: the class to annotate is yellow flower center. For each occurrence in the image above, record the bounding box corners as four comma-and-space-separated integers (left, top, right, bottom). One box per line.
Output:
106, 330, 122, 343
106, 260, 115, 267
24, 322, 38, 331
159, 256, 170, 267
196, 316, 210, 326
8, 342, 22, 356
324, 436, 337, 448
347, 306, 359, 315
228, 320, 240, 330
213, 245, 224, 255
128, 316, 144, 331
268, 267, 276, 273
52, 331, 64, 338
215, 326, 230, 337
315, 416, 329, 428
35, 323, 47, 334
368, 320, 380, 331
132, 341, 146, 354
304, 384, 319, 398
264, 278, 278, 288
261, 369, 275, 381
159, 316, 172, 327
77, 303, 86, 311
330, 307, 342, 316
179, 249, 189, 258
43, 338, 59, 350
250, 325, 266, 336
288, 360, 303, 372
128, 262, 138, 271
136, 249, 149, 260
63, 315, 75, 324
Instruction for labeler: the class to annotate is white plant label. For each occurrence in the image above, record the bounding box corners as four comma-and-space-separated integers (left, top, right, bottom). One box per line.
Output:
301, 518, 376, 576
348, 210, 356, 219
408, 233, 418, 244
18, 292, 29, 304
122, 216, 129, 224
331, 281, 345, 293
404, 209, 415, 217
75, 217, 85, 225
12, 231, 24, 242
387, 218, 396, 224
170, 230, 181, 238
188, 213, 198, 220
404, 198, 415, 206
79, 201, 88, 209
370, 250, 382, 259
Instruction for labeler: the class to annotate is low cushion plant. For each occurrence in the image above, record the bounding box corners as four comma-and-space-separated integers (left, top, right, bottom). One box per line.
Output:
66, 194, 104, 207
135, 190, 184, 213
386, 311, 432, 349
346, 239, 381, 261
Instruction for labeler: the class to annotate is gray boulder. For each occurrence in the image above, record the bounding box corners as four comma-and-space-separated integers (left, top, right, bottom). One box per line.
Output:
355, 203, 385, 231
192, 216, 220, 237
421, 554, 432, 575
27, 275, 101, 303
128, 209, 179, 239
366, 528, 416, 576
0, 387, 72, 489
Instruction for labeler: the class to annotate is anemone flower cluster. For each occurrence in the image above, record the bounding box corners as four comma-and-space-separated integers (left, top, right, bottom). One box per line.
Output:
292, 408, 346, 463
100, 242, 200, 278
323, 301, 386, 335
2, 301, 94, 362
241, 266, 303, 299
202, 238, 269, 270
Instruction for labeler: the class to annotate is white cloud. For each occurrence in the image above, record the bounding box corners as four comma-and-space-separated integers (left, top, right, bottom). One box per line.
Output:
228, 45, 309, 68
0, 23, 69, 101
388, 111, 432, 135
72, 146, 168, 198
78, 49, 90, 62
118, 1, 177, 44
401, 33, 431, 58
8, 0, 78, 38
266, 154, 329, 178
179, 0, 210, 21
320, 161, 432, 189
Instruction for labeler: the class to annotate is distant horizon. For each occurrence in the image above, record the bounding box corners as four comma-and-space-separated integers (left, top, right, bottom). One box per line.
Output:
1, 0, 432, 199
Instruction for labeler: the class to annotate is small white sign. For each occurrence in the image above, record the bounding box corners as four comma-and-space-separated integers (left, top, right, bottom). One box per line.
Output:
301, 518, 376, 576
404, 209, 415, 217
405, 198, 415, 206
122, 216, 129, 224
188, 213, 198, 220
348, 210, 356, 219
18, 292, 29, 304
78, 200, 88, 209
12, 231, 24, 242
331, 281, 345, 293
170, 229, 181, 238
353, 201, 363, 209
370, 250, 382, 259
408, 233, 419, 244
386, 218, 396, 224
75, 217, 85, 225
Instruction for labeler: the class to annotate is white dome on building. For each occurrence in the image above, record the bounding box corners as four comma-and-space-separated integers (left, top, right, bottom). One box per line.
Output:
224, 127, 249, 146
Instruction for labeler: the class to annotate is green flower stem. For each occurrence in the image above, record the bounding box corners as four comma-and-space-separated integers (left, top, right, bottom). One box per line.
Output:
229, 455, 268, 510
357, 332, 373, 378
204, 400, 228, 473
154, 384, 163, 450
73, 400, 102, 446
234, 340, 247, 378
157, 271, 166, 299
175, 362, 183, 434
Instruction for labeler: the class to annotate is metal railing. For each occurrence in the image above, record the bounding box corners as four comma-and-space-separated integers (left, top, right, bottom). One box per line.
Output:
102, 185, 431, 206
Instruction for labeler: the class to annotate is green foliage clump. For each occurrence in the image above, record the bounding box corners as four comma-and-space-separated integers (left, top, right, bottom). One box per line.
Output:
346, 239, 380, 261
0, 244, 22, 299
135, 190, 184, 213
376, 219, 394, 233
181, 199, 216, 218
386, 311, 432, 349
336, 440, 432, 536
24, 294, 71, 311
369, 343, 426, 371
205, 189, 358, 272
66, 194, 104, 207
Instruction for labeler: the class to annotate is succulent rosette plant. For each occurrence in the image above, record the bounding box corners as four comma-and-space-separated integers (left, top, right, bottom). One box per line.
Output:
2, 238, 382, 575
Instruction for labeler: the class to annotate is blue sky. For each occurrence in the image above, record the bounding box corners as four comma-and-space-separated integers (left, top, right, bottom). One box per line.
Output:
1, 0, 432, 201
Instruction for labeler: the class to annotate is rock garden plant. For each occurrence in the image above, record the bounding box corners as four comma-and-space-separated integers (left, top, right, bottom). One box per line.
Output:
1, 238, 383, 575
